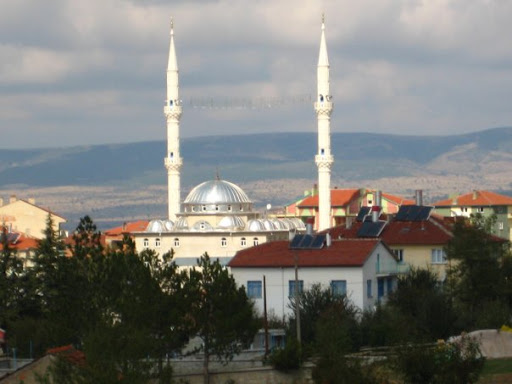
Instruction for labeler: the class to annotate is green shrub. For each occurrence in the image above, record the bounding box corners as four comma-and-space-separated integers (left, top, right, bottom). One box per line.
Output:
268, 337, 302, 371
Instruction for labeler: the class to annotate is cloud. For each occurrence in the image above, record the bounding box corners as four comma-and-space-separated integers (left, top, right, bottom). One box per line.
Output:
0, 0, 511, 148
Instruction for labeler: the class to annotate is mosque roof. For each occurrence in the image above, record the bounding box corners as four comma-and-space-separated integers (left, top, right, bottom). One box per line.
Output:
184, 179, 251, 205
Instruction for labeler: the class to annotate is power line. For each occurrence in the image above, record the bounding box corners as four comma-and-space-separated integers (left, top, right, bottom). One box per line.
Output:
183, 94, 314, 110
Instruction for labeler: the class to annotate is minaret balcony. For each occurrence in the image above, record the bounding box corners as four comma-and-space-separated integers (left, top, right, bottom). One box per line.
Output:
315, 154, 334, 167
314, 101, 333, 110
164, 105, 183, 116
164, 156, 183, 170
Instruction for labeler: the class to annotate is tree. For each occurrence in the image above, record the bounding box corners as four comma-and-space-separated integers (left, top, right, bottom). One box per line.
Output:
288, 283, 360, 354
446, 213, 512, 329
187, 254, 259, 384
0, 225, 24, 330
386, 267, 457, 341
312, 301, 378, 384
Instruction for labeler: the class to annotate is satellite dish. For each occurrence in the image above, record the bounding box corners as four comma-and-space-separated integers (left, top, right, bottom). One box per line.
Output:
266, 203, 272, 210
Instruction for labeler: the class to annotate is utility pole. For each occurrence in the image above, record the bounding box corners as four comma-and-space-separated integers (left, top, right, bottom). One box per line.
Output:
263, 275, 269, 356
294, 251, 301, 344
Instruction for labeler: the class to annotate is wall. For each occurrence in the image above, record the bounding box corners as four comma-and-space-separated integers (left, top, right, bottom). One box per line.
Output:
233, 262, 377, 319
392, 244, 450, 280
0, 200, 65, 239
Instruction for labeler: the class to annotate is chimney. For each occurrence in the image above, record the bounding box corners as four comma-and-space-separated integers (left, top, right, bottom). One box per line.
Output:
313, 183, 318, 196
122, 222, 127, 231
326, 233, 332, 247
473, 190, 478, 200
28, 198, 36, 205
375, 190, 382, 207
415, 190, 423, 206
371, 205, 380, 223
9, 195, 16, 204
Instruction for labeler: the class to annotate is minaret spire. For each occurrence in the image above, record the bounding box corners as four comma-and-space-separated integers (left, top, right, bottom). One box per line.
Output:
315, 15, 334, 231
164, 17, 183, 220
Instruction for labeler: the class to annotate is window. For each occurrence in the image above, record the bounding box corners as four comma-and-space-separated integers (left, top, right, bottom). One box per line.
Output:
330, 280, 347, 296
215, 205, 219, 211
367, 279, 372, 298
228, 205, 232, 212
368, 199, 373, 206
221, 237, 227, 247
393, 249, 404, 262
253, 237, 259, 246
461, 207, 468, 213
289, 280, 304, 297
477, 207, 485, 213
155, 238, 161, 247
202, 205, 206, 211
386, 277, 393, 294
499, 222, 504, 230
431, 249, 446, 264
173, 238, 180, 247
378, 279, 385, 299
241, 237, 247, 247
143, 238, 149, 248
247, 281, 262, 299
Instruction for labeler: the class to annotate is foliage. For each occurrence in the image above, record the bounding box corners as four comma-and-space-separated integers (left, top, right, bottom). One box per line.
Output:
393, 334, 485, 384
311, 300, 377, 384
186, 254, 259, 384
360, 304, 414, 347
0, 224, 24, 329
287, 283, 359, 355
386, 267, 457, 342
446, 213, 512, 330
268, 337, 302, 372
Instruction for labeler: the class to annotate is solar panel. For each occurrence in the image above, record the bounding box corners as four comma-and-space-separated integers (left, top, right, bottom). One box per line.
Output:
290, 234, 326, 249
300, 235, 314, 248
311, 235, 326, 249
395, 205, 433, 221
408, 205, 422, 221
418, 206, 433, 220
7, 233, 20, 244
395, 206, 409, 221
289, 235, 303, 248
357, 221, 386, 237
356, 207, 371, 222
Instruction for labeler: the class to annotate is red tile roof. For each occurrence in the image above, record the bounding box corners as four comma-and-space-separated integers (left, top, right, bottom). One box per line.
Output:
381, 192, 415, 206
298, 189, 360, 208
433, 190, 512, 207
0, 232, 38, 251
104, 220, 149, 236
229, 239, 383, 268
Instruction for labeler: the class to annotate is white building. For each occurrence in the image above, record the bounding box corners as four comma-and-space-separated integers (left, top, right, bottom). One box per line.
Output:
134, 179, 304, 266
228, 237, 398, 318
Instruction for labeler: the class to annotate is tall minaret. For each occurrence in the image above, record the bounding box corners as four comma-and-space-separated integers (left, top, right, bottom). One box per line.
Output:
164, 18, 183, 220
315, 15, 334, 231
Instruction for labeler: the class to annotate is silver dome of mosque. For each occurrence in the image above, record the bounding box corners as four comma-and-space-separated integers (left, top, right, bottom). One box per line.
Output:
184, 179, 251, 204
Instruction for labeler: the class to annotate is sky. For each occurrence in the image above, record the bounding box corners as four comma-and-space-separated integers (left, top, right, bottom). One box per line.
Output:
1, 0, 512, 149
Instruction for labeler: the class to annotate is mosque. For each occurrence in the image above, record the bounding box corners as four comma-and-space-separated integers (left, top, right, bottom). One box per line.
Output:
133, 18, 334, 266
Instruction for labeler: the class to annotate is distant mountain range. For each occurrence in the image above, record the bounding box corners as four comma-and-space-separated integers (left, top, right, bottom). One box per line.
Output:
2, 126, 512, 189
2, 127, 512, 230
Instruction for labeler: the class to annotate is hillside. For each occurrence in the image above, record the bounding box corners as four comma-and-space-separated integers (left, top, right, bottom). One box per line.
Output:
2, 127, 512, 229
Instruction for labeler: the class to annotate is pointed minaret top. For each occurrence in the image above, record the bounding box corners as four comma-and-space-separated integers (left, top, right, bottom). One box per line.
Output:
167, 17, 178, 71
318, 14, 329, 67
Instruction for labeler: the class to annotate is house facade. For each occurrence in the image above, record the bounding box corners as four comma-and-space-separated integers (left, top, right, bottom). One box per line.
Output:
229, 238, 398, 319
0, 196, 66, 240
433, 190, 512, 242
282, 187, 414, 231
327, 205, 455, 280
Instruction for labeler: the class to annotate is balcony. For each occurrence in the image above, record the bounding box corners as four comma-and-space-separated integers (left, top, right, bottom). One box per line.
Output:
376, 261, 410, 276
